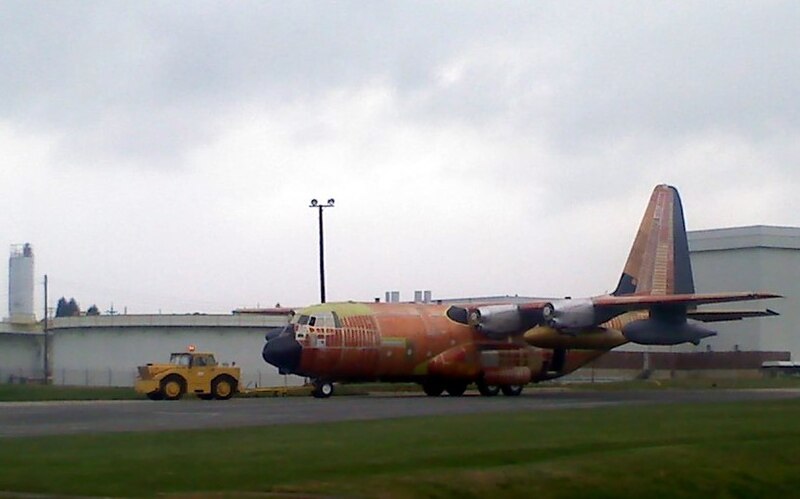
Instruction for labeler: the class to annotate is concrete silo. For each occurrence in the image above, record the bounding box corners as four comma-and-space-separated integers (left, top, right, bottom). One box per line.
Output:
9, 243, 35, 324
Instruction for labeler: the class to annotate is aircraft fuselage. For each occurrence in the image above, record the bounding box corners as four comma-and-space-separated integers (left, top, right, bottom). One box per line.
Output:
262, 301, 608, 389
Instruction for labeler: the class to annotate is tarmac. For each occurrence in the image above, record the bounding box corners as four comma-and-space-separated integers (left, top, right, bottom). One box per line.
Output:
2, 388, 799, 438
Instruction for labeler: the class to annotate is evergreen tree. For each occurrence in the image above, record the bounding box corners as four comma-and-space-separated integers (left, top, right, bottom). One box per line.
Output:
67, 298, 80, 316
56, 297, 82, 317
55, 297, 69, 317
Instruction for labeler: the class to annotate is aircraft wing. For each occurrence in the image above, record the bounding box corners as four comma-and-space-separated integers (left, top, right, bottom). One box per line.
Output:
543, 292, 781, 329
450, 292, 781, 338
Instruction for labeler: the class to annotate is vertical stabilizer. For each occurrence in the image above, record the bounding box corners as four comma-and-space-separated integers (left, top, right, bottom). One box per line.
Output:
612, 185, 695, 296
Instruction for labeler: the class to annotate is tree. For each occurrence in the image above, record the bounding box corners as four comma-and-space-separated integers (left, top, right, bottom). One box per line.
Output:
66, 298, 80, 316
55, 297, 81, 317
55, 297, 69, 317
86, 305, 100, 316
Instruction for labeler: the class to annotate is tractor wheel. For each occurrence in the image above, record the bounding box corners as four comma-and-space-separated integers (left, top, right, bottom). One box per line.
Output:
212, 375, 236, 400
501, 384, 524, 397
160, 375, 186, 401
422, 381, 445, 397
445, 382, 468, 397
312, 380, 334, 398
476, 380, 500, 397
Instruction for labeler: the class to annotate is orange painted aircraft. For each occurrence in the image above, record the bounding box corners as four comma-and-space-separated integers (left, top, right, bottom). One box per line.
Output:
262, 185, 780, 398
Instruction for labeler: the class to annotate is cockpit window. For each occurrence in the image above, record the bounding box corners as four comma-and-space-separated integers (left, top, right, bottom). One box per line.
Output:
331, 311, 342, 328
294, 310, 342, 329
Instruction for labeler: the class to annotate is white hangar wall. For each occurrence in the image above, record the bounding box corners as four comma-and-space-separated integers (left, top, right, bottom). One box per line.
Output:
679, 226, 800, 358
49, 314, 301, 388
0, 328, 42, 382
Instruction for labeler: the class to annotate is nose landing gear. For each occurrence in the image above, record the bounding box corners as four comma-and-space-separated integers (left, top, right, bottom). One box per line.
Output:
312, 379, 334, 398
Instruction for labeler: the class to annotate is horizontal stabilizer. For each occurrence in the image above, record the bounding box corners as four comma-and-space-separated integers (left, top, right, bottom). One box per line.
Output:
592, 292, 782, 310
687, 309, 780, 323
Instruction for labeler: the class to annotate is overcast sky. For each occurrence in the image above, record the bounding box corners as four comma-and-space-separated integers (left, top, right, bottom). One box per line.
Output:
1, 1, 798, 315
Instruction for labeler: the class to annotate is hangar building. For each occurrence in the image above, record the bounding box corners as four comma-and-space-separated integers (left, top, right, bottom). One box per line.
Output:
48, 313, 295, 387
682, 225, 800, 358
1, 312, 297, 388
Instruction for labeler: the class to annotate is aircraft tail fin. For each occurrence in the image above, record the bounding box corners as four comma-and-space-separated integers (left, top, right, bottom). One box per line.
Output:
612, 185, 695, 296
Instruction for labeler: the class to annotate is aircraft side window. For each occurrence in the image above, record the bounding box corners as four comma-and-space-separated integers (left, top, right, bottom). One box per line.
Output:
309, 316, 317, 326
298, 315, 310, 325
331, 311, 342, 328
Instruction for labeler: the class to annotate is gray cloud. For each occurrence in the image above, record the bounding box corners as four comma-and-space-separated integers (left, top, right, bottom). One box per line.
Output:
0, 1, 798, 312
3, 2, 798, 168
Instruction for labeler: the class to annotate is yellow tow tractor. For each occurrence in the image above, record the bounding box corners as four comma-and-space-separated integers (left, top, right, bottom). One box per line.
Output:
135, 348, 241, 401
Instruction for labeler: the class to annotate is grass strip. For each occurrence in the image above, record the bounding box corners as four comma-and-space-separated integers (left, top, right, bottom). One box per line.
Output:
2, 377, 798, 402
0, 383, 139, 402
0, 399, 799, 497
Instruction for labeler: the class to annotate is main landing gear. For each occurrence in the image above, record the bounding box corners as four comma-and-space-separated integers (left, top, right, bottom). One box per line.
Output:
477, 380, 523, 397
421, 381, 469, 397
421, 380, 525, 397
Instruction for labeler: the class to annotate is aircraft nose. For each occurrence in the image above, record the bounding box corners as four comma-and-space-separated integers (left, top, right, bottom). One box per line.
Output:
262, 332, 302, 374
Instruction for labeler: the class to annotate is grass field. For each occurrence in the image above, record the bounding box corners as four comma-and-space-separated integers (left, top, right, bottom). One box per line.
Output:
555, 376, 800, 391
1, 398, 799, 498
0, 383, 140, 402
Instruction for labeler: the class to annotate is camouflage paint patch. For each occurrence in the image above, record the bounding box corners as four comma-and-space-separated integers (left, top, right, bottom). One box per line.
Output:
300, 302, 373, 318
380, 337, 407, 348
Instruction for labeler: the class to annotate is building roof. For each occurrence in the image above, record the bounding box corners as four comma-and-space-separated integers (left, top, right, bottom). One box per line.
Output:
688, 225, 800, 252
49, 313, 290, 330
432, 295, 552, 305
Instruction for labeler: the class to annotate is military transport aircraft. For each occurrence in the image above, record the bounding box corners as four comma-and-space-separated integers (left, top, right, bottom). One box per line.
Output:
263, 185, 780, 398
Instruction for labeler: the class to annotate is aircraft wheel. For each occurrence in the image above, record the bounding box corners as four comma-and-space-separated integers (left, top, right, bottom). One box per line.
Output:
160, 375, 186, 401
476, 380, 500, 397
501, 384, 524, 397
422, 381, 444, 397
445, 382, 468, 397
312, 380, 334, 398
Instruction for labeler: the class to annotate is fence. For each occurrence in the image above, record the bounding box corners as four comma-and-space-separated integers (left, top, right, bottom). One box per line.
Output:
0, 367, 45, 384
0, 367, 302, 389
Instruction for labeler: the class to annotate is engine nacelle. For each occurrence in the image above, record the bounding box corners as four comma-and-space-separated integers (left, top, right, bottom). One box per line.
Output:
542, 299, 596, 330
622, 319, 717, 346
469, 304, 523, 339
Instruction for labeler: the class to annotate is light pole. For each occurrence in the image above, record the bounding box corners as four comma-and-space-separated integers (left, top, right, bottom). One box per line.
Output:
310, 198, 335, 303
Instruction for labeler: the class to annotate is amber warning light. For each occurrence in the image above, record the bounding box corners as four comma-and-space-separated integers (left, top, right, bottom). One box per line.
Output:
188, 344, 196, 352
